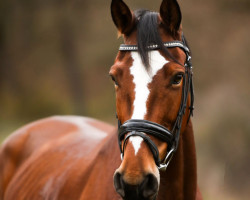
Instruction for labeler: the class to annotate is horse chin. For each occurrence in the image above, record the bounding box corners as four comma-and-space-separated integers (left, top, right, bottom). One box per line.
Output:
122, 193, 158, 200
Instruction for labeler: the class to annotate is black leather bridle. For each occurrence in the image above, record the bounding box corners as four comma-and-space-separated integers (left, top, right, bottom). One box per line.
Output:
117, 36, 194, 171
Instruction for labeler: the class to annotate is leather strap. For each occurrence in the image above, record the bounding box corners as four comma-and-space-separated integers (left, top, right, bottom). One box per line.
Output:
119, 119, 173, 148
119, 41, 190, 53
122, 131, 161, 166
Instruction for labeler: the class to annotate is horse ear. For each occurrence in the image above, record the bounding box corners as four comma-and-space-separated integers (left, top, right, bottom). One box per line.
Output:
160, 0, 182, 34
111, 0, 134, 35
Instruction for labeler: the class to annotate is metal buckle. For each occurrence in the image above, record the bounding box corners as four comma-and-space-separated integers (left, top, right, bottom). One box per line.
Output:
158, 147, 175, 171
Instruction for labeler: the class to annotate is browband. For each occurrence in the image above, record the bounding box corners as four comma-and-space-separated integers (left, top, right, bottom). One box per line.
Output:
119, 41, 190, 53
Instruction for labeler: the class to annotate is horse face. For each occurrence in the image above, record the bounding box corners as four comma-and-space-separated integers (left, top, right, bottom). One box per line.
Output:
110, 0, 189, 199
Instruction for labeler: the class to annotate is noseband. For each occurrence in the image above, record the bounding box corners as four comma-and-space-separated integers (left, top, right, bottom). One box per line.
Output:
117, 36, 194, 171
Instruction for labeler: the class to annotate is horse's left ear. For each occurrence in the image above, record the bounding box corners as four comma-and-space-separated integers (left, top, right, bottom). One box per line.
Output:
160, 0, 182, 34
111, 0, 134, 35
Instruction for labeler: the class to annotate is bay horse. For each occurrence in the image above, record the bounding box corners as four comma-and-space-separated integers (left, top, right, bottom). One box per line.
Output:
0, 0, 202, 199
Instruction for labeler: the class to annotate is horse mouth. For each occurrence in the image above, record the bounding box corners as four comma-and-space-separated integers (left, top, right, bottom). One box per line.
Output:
121, 192, 157, 200
114, 172, 159, 200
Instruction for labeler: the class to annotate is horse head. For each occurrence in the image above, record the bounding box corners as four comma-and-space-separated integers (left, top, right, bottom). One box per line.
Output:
110, 0, 194, 199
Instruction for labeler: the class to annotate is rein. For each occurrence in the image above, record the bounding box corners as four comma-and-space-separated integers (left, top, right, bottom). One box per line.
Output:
117, 37, 194, 171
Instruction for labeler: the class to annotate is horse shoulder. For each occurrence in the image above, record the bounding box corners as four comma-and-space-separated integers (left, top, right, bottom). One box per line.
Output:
0, 115, 115, 199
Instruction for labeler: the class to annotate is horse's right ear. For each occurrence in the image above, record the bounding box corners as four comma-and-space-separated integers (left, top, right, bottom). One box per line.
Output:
111, 0, 134, 35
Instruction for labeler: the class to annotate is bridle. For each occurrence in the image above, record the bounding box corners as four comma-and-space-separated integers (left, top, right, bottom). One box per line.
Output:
117, 37, 194, 170
116, 36, 194, 171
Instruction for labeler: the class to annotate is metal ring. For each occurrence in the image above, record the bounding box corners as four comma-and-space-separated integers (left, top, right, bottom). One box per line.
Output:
158, 147, 175, 171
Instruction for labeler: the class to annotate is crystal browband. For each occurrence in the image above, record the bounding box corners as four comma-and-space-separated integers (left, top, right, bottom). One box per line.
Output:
119, 41, 190, 53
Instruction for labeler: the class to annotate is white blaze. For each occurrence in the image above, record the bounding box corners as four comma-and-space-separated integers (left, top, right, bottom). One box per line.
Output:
129, 51, 169, 155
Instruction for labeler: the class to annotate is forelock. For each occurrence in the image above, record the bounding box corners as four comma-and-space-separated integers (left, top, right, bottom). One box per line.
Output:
134, 9, 172, 69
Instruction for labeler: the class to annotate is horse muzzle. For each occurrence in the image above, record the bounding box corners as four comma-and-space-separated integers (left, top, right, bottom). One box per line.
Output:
114, 171, 158, 200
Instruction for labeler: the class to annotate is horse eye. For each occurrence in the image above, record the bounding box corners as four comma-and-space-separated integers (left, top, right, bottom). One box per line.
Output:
110, 75, 119, 86
172, 74, 183, 85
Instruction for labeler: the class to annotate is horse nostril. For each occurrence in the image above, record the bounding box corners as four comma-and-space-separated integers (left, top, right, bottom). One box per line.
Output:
113, 172, 125, 198
140, 174, 159, 199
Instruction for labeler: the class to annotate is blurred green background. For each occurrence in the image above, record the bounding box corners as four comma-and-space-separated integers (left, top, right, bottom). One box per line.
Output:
0, 0, 249, 199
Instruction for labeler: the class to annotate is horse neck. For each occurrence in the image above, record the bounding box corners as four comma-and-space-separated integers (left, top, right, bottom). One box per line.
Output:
157, 121, 197, 200
84, 131, 122, 200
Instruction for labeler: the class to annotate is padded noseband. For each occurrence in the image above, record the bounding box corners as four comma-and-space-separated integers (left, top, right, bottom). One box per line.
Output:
119, 119, 174, 167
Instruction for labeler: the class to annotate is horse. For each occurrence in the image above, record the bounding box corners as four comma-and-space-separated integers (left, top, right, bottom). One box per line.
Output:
0, 0, 202, 199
